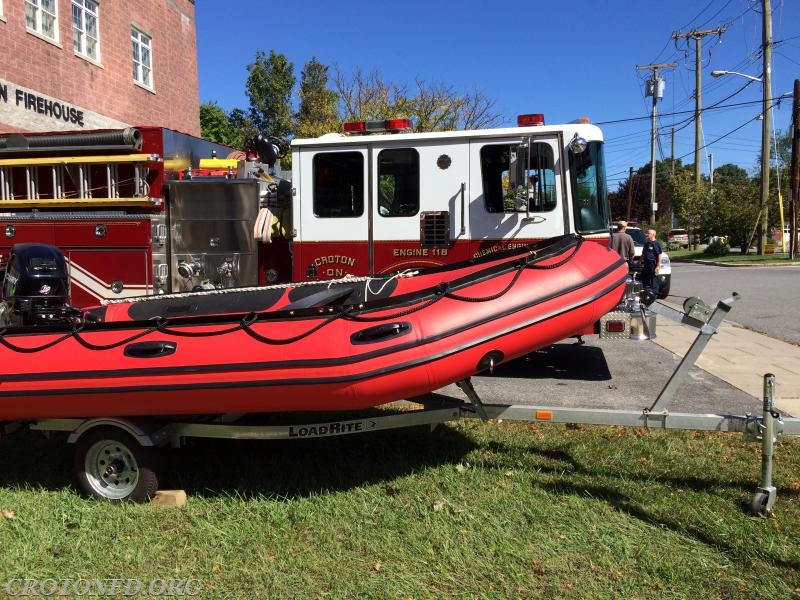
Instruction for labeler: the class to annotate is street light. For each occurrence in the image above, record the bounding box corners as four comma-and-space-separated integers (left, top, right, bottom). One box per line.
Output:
710, 66, 771, 255
710, 70, 762, 83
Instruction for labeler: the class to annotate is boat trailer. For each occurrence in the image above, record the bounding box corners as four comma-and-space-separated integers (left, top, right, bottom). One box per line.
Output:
7, 293, 800, 514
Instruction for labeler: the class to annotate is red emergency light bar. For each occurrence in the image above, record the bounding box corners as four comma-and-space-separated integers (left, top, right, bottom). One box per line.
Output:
517, 113, 545, 127
343, 118, 413, 135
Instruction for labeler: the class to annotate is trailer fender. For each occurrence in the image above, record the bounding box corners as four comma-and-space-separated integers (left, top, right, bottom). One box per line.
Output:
65, 417, 164, 446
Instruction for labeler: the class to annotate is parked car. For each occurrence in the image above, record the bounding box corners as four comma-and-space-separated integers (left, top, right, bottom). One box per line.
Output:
667, 228, 690, 248
625, 226, 671, 299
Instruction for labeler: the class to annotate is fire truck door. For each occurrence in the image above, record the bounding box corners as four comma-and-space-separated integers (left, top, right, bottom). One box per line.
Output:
370, 142, 470, 272
295, 148, 369, 279
468, 135, 565, 245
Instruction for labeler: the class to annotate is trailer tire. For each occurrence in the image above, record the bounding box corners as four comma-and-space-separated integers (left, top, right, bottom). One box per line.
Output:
74, 427, 161, 502
748, 491, 771, 517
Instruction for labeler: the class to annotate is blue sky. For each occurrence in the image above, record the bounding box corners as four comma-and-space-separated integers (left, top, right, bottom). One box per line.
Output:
196, 0, 798, 192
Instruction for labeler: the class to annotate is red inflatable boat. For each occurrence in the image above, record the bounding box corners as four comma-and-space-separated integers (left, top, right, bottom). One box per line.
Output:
0, 235, 627, 420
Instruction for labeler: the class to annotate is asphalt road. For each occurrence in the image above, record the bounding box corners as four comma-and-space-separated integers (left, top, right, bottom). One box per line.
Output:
425, 259, 800, 419
665, 262, 800, 345
429, 335, 762, 418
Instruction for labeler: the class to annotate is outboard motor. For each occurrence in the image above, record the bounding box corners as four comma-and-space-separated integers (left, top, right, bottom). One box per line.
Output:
0, 243, 76, 327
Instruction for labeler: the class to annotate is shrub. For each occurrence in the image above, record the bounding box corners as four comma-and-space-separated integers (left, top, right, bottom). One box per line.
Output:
703, 239, 730, 257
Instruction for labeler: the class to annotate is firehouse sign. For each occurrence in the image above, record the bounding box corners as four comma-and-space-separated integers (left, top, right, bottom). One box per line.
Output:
0, 80, 128, 131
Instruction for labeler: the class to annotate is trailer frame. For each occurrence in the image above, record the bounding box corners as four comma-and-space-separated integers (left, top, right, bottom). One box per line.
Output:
14, 293, 800, 513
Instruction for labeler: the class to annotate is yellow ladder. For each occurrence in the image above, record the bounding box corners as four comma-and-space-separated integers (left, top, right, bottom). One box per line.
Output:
0, 153, 162, 208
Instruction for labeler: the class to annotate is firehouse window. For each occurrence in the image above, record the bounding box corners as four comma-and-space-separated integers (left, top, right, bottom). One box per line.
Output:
25, 0, 58, 42
131, 27, 153, 89
72, 0, 99, 61
480, 142, 556, 213
377, 149, 419, 217
313, 152, 364, 218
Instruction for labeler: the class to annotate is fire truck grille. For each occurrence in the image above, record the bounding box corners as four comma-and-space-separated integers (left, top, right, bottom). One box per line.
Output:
420, 211, 450, 249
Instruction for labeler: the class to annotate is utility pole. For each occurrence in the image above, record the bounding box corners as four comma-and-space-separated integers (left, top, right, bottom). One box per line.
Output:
636, 62, 675, 227
758, 0, 773, 256
791, 79, 799, 260
672, 27, 727, 185
708, 153, 714, 186
626, 166, 633, 222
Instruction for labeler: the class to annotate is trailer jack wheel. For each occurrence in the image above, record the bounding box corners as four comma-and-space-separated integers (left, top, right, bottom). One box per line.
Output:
748, 489, 776, 517
74, 428, 161, 502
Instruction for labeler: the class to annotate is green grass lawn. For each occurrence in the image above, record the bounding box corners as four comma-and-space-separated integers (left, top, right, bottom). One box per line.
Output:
1, 419, 798, 598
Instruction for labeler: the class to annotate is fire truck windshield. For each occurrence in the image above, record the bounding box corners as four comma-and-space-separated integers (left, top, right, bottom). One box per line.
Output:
569, 141, 609, 234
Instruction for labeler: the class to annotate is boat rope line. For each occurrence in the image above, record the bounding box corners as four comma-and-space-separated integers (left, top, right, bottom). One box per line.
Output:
99, 273, 399, 306
0, 329, 74, 353
0, 275, 628, 395
0, 237, 596, 353
236, 308, 353, 345
0, 263, 627, 384
525, 236, 583, 270
346, 238, 586, 320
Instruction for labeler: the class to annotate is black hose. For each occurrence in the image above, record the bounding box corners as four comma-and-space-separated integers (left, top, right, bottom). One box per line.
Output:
0, 128, 143, 150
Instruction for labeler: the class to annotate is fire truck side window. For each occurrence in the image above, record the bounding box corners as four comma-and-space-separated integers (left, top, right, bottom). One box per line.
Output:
569, 141, 610, 233
480, 143, 556, 213
377, 148, 420, 217
313, 152, 364, 218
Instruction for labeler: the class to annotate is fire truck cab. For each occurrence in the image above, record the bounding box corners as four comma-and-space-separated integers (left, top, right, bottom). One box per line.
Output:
265, 115, 610, 284
0, 115, 611, 309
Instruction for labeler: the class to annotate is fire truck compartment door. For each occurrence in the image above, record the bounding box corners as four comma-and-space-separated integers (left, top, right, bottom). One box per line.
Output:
166, 179, 259, 291
468, 136, 565, 241
65, 248, 150, 305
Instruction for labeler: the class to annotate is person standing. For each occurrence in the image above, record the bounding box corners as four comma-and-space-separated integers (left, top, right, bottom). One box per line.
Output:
641, 227, 663, 294
610, 220, 635, 263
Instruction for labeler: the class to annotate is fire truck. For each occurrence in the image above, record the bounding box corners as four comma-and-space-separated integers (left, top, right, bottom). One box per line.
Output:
0, 115, 612, 309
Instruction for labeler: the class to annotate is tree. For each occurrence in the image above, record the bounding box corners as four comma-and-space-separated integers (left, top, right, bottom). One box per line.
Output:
334, 67, 405, 121
228, 108, 259, 144
295, 57, 340, 139
669, 171, 709, 246
246, 50, 295, 141
710, 179, 760, 252
199, 102, 245, 149
610, 159, 683, 225
333, 67, 501, 132
713, 163, 748, 183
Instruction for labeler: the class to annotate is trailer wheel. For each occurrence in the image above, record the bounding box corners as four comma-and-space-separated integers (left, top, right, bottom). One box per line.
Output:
74, 428, 161, 502
748, 491, 771, 517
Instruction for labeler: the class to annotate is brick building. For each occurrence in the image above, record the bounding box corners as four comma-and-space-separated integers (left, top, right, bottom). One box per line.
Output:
0, 0, 199, 135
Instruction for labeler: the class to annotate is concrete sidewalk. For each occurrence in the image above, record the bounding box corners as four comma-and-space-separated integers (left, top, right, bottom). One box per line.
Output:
651, 309, 800, 416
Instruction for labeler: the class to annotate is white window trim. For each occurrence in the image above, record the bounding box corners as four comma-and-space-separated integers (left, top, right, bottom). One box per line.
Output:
25, 0, 59, 43
131, 26, 154, 91
72, 0, 100, 63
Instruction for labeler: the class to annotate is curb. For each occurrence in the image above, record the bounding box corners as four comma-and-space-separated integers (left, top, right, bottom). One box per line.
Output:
678, 259, 800, 268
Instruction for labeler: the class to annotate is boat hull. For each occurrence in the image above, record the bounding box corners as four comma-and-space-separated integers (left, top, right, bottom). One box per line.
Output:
0, 236, 627, 420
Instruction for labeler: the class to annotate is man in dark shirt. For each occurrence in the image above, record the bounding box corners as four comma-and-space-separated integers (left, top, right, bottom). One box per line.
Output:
611, 220, 635, 263
641, 227, 663, 294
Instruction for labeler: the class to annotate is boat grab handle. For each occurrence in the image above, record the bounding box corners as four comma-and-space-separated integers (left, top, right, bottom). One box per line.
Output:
124, 340, 177, 358
351, 322, 411, 345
